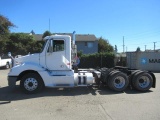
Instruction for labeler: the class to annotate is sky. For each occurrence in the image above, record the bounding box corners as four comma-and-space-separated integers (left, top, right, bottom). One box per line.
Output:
0, 0, 160, 52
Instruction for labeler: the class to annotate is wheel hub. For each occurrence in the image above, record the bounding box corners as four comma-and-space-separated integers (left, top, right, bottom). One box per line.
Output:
115, 79, 120, 84
28, 82, 33, 87
139, 79, 144, 83
138, 76, 150, 88
114, 76, 125, 88
24, 78, 38, 91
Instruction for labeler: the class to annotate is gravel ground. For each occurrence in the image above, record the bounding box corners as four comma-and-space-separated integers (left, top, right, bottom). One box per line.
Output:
0, 69, 160, 120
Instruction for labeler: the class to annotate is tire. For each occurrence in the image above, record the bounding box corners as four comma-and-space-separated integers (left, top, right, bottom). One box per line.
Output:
132, 72, 153, 91
20, 73, 44, 94
108, 71, 129, 92
5, 63, 10, 69
129, 70, 142, 88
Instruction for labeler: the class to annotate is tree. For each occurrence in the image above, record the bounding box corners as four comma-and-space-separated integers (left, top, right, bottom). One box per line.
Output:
7, 33, 45, 56
77, 50, 83, 57
115, 45, 118, 53
98, 37, 113, 53
0, 14, 15, 34
7, 33, 34, 55
30, 30, 35, 35
0, 15, 15, 53
136, 47, 141, 52
42, 30, 52, 38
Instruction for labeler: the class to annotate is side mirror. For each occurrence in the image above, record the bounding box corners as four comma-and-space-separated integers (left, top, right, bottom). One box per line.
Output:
49, 40, 53, 53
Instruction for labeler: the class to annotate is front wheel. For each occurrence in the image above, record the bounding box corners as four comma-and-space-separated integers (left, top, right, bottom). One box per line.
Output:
20, 73, 44, 94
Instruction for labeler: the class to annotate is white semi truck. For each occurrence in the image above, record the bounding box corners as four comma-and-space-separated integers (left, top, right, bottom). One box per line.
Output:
7, 35, 156, 94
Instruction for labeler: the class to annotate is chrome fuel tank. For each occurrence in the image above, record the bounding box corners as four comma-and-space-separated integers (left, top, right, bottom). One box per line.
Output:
74, 71, 94, 86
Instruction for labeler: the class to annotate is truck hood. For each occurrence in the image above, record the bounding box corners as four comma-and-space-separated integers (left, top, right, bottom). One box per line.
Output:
15, 53, 40, 66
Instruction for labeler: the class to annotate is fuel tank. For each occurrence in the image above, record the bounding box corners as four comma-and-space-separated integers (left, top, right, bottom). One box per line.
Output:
74, 71, 94, 86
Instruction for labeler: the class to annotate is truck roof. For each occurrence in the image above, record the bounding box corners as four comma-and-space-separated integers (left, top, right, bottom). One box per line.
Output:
43, 35, 71, 41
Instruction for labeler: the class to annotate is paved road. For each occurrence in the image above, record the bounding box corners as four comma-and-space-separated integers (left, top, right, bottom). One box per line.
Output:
0, 69, 160, 120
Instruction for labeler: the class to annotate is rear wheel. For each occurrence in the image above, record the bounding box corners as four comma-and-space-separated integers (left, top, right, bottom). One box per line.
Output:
132, 72, 153, 91
20, 73, 44, 94
108, 71, 129, 92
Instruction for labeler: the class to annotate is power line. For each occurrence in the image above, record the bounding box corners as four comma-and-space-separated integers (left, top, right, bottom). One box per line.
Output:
125, 40, 160, 47
116, 38, 160, 52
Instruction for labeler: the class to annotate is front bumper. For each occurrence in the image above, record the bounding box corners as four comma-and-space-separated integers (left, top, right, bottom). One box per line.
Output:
7, 76, 17, 88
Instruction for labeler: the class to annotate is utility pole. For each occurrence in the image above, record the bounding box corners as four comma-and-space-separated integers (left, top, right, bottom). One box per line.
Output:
123, 36, 125, 53
49, 18, 50, 32
145, 45, 146, 51
153, 42, 156, 51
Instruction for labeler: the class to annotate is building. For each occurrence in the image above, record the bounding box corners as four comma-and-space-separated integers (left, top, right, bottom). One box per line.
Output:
31, 32, 98, 54
75, 34, 98, 54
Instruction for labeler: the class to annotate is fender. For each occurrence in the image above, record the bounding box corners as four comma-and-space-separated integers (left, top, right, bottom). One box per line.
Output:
8, 62, 46, 76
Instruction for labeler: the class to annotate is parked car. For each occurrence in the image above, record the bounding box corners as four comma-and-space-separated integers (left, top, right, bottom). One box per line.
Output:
0, 54, 12, 69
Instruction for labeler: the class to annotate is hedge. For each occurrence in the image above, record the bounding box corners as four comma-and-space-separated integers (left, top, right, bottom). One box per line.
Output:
78, 52, 115, 68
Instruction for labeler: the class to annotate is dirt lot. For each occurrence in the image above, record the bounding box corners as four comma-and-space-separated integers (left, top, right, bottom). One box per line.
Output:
0, 69, 160, 120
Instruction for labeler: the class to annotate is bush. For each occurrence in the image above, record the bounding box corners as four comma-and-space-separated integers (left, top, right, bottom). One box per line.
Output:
79, 52, 115, 68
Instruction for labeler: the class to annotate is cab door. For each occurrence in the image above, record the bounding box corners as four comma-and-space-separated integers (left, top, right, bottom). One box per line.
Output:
45, 39, 67, 70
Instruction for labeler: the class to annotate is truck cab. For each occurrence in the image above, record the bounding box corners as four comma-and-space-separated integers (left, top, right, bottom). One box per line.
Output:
8, 35, 94, 93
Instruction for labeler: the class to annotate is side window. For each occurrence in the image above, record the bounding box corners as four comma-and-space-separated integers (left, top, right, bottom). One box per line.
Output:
53, 40, 64, 52
1, 54, 9, 59
47, 39, 64, 53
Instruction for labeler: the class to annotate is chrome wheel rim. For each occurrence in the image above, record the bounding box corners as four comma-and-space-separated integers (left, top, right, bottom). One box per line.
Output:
113, 76, 125, 88
24, 78, 38, 91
